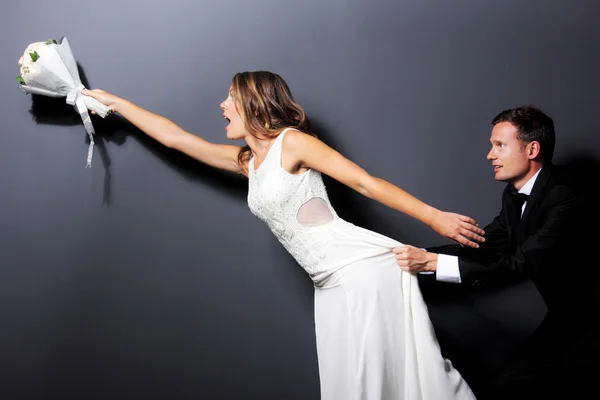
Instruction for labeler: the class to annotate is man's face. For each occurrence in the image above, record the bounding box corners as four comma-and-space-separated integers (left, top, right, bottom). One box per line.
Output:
486, 122, 535, 189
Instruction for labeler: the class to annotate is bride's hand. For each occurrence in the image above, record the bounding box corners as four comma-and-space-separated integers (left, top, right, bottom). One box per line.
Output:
81, 88, 121, 113
431, 210, 485, 248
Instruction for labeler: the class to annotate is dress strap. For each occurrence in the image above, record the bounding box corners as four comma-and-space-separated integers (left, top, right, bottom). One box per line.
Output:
250, 127, 297, 173
272, 127, 298, 166
275, 127, 295, 144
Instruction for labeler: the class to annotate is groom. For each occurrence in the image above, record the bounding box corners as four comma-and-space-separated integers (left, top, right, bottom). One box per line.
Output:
393, 105, 594, 398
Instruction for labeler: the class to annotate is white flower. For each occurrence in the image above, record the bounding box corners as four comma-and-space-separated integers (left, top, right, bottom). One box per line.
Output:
18, 42, 47, 77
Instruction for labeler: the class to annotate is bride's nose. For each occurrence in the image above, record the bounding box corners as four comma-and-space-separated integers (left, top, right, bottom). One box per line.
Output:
220, 100, 226, 110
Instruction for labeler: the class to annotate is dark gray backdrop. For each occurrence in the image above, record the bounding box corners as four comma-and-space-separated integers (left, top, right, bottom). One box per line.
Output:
1, 1, 598, 399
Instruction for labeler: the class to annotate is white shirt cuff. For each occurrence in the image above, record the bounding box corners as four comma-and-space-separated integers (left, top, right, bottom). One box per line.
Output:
436, 254, 461, 283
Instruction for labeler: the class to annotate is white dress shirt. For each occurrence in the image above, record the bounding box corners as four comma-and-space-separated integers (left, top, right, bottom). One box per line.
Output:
434, 168, 542, 283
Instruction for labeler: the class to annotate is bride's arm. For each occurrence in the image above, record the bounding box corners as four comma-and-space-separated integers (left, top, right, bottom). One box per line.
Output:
282, 130, 485, 248
82, 89, 243, 175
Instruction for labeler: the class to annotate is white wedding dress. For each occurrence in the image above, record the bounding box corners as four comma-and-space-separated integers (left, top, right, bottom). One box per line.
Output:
247, 128, 476, 400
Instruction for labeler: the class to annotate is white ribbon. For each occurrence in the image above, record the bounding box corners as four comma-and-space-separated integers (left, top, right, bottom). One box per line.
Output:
66, 84, 95, 168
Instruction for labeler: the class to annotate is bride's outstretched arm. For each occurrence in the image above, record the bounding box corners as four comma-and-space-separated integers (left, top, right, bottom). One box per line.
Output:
282, 129, 486, 248
82, 89, 243, 174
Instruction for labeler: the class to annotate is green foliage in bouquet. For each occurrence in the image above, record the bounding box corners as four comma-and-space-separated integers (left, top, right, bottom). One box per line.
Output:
44, 37, 64, 45
16, 37, 64, 85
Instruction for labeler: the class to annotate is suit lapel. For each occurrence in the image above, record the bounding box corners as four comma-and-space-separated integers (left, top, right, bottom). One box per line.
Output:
518, 166, 553, 238
504, 186, 520, 245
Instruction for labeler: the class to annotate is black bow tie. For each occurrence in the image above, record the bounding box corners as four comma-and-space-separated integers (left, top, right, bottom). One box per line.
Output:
507, 186, 529, 232
508, 186, 529, 204
512, 192, 529, 203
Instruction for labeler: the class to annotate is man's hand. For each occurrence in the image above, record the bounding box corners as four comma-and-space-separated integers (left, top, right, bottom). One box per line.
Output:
393, 245, 438, 274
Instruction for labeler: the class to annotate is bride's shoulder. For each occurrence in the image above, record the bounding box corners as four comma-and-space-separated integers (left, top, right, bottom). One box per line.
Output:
280, 127, 318, 148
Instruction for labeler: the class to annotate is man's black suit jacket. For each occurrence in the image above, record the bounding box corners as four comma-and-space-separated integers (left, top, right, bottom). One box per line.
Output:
423, 164, 591, 318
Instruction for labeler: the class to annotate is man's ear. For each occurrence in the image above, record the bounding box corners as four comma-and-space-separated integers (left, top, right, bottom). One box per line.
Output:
527, 141, 541, 160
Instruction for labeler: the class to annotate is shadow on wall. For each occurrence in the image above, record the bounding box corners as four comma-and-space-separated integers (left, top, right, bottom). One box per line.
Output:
559, 148, 600, 393
27, 63, 248, 207
308, 118, 411, 241
560, 151, 600, 302
561, 151, 600, 222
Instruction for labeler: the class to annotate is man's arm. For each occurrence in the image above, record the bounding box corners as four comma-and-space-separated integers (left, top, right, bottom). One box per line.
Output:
457, 191, 580, 286
394, 209, 509, 280
426, 211, 509, 282
396, 187, 580, 288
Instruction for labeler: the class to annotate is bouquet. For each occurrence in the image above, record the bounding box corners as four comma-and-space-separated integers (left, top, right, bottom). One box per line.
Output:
17, 37, 111, 167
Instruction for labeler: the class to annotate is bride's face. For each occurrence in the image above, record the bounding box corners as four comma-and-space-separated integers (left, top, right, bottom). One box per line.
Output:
220, 86, 246, 140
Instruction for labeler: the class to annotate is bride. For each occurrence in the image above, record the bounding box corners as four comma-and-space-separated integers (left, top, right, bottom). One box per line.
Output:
82, 71, 482, 399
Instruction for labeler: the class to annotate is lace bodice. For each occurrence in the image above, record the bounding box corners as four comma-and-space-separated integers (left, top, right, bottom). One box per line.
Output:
247, 128, 342, 276
248, 128, 402, 286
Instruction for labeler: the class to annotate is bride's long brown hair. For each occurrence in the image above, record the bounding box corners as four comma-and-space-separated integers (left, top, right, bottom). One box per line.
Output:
232, 71, 313, 174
